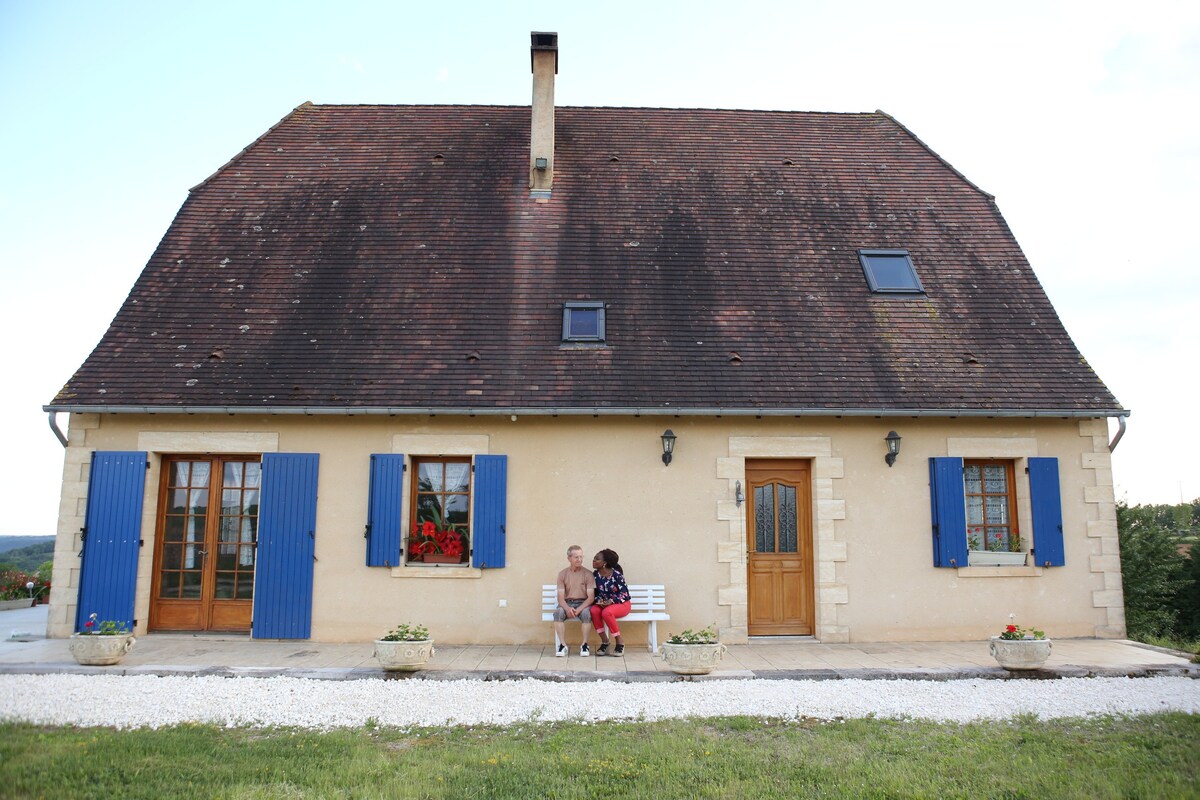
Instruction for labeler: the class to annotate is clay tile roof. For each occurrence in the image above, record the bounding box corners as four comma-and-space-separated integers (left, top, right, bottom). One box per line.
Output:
49, 104, 1123, 415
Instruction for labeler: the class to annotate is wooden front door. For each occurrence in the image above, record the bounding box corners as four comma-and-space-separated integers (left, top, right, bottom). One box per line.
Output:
149, 456, 261, 632
746, 459, 814, 635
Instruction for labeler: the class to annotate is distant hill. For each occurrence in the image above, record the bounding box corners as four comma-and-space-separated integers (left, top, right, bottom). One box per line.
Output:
0, 536, 54, 555
0, 537, 55, 573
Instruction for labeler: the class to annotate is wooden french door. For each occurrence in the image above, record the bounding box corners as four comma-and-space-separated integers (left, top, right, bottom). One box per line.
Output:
746, 459, 814, 635
149, 456, 261, 632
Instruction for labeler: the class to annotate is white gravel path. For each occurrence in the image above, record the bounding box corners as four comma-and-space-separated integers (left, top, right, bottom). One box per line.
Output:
0, 674, 1197, 729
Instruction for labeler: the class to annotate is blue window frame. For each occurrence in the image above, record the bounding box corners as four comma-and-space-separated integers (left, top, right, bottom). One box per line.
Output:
859, 249, 924, 294
562, 302, 606, 342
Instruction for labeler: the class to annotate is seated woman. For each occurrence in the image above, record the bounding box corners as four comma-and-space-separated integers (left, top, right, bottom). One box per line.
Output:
590, 548, 632, 656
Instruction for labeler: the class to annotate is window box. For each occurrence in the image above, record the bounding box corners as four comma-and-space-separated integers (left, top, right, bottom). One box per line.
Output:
968, 550, 1027, 567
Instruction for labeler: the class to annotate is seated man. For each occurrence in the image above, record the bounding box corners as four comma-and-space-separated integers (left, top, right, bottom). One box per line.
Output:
553, 545, 595, 657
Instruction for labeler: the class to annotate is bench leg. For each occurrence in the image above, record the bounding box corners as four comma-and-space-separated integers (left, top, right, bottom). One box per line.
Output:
648, 621, 658, 654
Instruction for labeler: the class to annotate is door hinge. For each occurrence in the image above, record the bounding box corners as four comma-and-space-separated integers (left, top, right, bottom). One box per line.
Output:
139, 539, 144, 548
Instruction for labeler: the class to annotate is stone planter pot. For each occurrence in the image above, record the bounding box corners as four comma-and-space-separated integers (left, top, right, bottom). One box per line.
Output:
0, 598, 33, 611
68, 633, 136, 666
374, 638, 435, 671
660, 641, 728, 675
989, 636, 1052, 670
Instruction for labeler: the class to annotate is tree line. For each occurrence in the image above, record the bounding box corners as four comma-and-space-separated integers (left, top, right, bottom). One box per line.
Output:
1117, 499, 1200, 643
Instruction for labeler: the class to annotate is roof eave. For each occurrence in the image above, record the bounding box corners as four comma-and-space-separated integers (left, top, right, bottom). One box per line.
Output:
42, 404, 1131, 419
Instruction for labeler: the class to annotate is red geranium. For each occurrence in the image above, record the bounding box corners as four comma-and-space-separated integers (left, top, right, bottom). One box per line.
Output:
410, 520, 465, 558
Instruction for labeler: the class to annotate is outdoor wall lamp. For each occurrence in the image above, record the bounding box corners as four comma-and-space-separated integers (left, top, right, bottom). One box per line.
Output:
661, 429, 677, 466
735, 480, 745, 507
534, 157, 548, 170
885, 430, 902, 467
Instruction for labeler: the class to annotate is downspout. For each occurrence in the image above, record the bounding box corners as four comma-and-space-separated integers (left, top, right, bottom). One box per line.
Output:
48, 411, 67, 448
1108, 414, 1127, 452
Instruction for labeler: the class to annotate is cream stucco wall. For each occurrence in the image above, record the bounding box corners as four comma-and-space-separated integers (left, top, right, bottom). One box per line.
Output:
48, 412, 1124, 644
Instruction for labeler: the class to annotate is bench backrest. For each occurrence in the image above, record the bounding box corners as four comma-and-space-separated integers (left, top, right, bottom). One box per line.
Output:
541, 583, 666, 614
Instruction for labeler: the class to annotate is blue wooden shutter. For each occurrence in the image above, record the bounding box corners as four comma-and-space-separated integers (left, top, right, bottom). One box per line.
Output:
1029, 457, 1065, 567
253, 453, 320, 639
929, 457, 968, 568
75, 451, 147, 632
472, 454, 507, 568
366, 454, 405, 567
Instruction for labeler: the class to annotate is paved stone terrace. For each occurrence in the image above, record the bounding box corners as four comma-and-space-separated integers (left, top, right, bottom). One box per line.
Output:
2, 606, 1195, 682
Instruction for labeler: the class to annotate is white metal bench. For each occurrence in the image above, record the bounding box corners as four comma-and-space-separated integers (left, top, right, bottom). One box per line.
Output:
541, 583, 670, 653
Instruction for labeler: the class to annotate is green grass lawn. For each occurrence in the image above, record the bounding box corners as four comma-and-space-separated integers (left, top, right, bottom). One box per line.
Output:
2, 714, 1197, 799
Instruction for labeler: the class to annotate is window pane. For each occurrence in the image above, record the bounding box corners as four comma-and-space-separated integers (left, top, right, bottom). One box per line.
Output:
172, 461, 192, 486
569, 308, 600, 338
164, 515, 185, 542
223, 462, 243, 488
188, 489, 208, 514
445, 463, 470, 493
983, 465, 1007, 493
214, 571, 235, 600
445, 494, 469, 527
181, 570, 202, 599
778, 485, 798, 553
754, 485, 775, 553
160, 571, 180, 598
985, 496, 1009, 524
418, 462, 443, 492
416, 495, 443, 526
192, 462, 210, 488
236, 572, 254, 601
966, 496, 984, 525
964, 465, 982, 494
242, 489, 259, 514
244, 462, 261, 489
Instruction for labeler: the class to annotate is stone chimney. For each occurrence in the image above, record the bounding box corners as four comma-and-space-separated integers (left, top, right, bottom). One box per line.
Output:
529, 32, 558, 196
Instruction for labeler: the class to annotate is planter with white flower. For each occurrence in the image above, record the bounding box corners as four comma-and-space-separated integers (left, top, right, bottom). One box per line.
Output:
68, 613, 136, 666
989, 616, 1051, 670
374, 622, 435, 671
660, 625, 727, 675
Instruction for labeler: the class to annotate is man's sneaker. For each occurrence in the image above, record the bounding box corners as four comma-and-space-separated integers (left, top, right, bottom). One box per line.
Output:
596, 642, 610, 656
555, 644, 567, 658
614, 644, 625, 656
580, 643, 590, 657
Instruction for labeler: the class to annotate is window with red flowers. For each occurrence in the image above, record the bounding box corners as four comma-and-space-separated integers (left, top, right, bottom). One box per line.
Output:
407, 457, 471, 565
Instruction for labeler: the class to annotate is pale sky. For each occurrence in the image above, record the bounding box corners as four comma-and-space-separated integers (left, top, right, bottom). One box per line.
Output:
1, 1, 1196, 535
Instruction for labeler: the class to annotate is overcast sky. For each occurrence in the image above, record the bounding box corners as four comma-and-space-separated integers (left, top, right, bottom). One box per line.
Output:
1, 1, 1196, 535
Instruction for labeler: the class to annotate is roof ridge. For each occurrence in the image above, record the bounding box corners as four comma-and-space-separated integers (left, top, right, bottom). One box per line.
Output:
299, 102, 882, 116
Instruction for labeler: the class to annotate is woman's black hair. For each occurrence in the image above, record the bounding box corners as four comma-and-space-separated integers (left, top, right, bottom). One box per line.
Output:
598, 548, 622, 574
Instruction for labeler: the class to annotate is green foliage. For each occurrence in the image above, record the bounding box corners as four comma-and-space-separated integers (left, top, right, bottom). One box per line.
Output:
1118, 501, 1190, 640
80, 612, 130, 635
666, 625, 719, 644
380, 622, 430, 641
1, 715, 1198, 798
1176, 544, 1200, 640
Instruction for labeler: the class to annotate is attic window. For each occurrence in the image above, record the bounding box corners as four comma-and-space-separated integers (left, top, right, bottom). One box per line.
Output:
858, 249, 924, 294
562, 302, 606, 343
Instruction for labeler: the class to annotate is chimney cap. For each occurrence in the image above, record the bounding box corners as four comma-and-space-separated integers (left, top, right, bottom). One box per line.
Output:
530, 31, 558, 74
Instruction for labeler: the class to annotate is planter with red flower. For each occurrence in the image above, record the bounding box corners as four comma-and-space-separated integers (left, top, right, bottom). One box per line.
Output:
408, 520, 468, 565
989, 614, 1051, 670
69, 613, 136, 666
